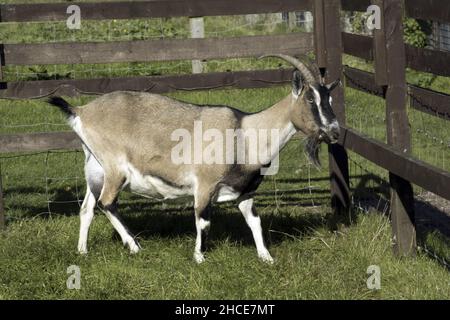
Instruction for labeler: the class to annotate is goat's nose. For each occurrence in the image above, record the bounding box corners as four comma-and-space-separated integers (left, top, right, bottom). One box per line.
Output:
329, 130, 339, 143
325, 122, 340, 143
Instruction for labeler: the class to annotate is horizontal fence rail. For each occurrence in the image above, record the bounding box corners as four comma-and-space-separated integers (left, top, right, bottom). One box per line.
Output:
409, 85, 450, 120
2, 33, 313, 66
342, 0, 450, 23
0, 131, 81, 153
344, 66, 450, 121
342, 32, 450, 77
0, 0, 313, 22
339, 126, 450, 201
0, 68, 293, 99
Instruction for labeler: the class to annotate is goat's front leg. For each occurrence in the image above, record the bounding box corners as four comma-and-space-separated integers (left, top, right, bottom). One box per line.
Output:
238, 198, 273, 264
193, 192, 212, 264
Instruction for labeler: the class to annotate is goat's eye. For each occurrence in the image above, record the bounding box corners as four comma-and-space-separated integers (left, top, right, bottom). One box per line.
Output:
307, 99, 314, 104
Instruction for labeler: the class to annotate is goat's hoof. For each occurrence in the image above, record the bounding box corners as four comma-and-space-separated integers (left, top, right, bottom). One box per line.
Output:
258, 252, 274, 264
78, 245, 88, 255
129, 241, 141, 254
194, 252, 205, 264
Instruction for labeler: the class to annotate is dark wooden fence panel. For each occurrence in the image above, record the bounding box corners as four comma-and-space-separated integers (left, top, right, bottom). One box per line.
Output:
342, 32, 450, 77
409, 86, 450, 121
343, 66, 384, 97
344, 66, 450, 121
339, 126, 450, 202
314, 0, 351, 223
342, 0, 450, 23
0, 69, 293, 99
375, 0, 416, 256
405, 0, 450, 23
405, 46, 450, 77
342, 32, 373, 60
0, 0, 313, 22
313, 0, 327, 68
3, 33, 313, 66
341, 0, 370, 12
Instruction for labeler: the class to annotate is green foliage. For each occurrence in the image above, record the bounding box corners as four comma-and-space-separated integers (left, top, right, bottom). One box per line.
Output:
403, 18, 429, 48
407, 69, 436, 88
348, 12, 368, 34
348, 13, 430, 49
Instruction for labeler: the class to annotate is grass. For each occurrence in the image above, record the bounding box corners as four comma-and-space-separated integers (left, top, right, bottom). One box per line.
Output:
1, 210, 449, 300
0, 7, 449, 299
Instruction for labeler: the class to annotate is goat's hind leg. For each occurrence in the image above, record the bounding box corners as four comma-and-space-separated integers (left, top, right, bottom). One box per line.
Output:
98, 172, 140, 254
193, 189, 213, 264
77, 186, 96, 254
78, 149, 102, 254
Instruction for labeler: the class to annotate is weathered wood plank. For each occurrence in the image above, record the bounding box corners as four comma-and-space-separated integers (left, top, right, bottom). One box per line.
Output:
343, 0, 450, 21
372, 0, 388, 86
0, 132, 81, 153
3, 33, 313, 66
339, 126, 450, 202
343, 66, 385, 97
342, 32, 450, 77
0, 68, 293, 99
409, 85, 450, 121
341, 0, 370, 11
382, 0, 416, 257
319, 0, 351, 224
344, 66, 450, 121
313, 0, 327, 68
342, 32, 373, 60
0, 0, 313, 22
405, 46, 450, 77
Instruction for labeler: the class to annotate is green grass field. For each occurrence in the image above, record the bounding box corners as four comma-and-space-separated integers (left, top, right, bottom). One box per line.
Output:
0, 6, 449, 299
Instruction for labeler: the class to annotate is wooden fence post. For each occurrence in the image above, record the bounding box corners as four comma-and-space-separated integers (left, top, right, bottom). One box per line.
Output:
374, 0, 416, 256
190, 17, 205, 74
314, 0, 351, 225
313, 0, 327, 69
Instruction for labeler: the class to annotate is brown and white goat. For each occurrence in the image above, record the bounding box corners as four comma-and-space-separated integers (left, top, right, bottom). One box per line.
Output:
48, 55, 340, 263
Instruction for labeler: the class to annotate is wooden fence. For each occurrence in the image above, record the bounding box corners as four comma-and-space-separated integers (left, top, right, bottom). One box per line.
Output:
0, 0, 449, 257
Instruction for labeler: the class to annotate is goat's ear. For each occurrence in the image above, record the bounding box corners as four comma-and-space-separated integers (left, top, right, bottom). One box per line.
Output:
326, 79, 341, 91
292, 70, 304, 97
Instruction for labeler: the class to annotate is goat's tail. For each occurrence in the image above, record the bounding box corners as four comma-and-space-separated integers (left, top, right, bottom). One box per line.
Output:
47, 96, 76, 119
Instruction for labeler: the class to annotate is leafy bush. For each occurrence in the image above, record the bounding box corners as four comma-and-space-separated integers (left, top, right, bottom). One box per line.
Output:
403, 18, 429, 48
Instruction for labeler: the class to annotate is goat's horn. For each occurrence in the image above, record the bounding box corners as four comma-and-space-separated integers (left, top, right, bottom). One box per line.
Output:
259, 54, 317, 85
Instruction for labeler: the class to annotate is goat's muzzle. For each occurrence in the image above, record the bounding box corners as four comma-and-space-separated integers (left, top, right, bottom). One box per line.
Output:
319, 122, 340, 145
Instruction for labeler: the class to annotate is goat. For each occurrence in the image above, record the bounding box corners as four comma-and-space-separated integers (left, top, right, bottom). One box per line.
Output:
47, 55, 340, 264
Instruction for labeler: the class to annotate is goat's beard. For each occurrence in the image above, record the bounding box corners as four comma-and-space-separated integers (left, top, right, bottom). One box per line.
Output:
305, 134, 322, 168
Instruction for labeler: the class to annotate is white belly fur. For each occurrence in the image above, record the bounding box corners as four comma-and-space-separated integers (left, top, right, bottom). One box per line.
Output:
123, 162, 193, 199
216, 185, 240, 202
86, 155, 240, 202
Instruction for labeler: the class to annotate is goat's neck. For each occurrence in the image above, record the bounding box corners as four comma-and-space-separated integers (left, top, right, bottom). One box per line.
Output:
242, 95, 297, 162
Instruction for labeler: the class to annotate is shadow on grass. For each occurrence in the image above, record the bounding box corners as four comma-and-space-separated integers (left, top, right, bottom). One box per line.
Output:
350, 171, 450, 264
3, 177, 333, 248
118, 202, 328, 248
